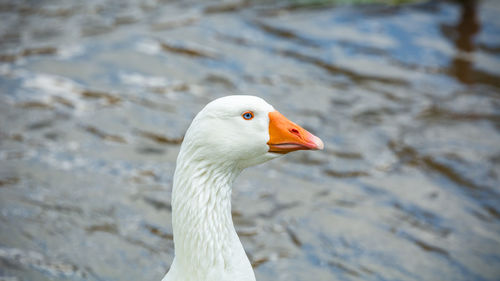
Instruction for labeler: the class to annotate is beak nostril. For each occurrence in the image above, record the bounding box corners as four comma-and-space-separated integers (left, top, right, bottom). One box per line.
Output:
290, 128, 300, 136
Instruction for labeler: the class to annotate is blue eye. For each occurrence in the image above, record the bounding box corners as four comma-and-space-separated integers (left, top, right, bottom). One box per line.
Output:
242, 111, 254, 120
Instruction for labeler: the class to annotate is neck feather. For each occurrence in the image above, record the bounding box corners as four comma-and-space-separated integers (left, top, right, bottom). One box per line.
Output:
171, 143, 243, 277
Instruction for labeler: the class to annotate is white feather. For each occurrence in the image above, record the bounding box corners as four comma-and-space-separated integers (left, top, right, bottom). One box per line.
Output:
162, 96, 281, 281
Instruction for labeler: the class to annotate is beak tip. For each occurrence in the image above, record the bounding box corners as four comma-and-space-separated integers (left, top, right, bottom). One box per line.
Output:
311, 134, 324, 150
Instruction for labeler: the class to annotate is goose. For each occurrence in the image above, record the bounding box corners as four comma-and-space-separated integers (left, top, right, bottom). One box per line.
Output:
162, 95, 323, 281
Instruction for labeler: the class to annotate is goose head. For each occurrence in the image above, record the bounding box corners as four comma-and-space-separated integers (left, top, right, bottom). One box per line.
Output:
182, 95, 324, 169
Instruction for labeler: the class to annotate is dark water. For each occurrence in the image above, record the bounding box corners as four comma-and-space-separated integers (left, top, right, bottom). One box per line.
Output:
0, 0, 499, 280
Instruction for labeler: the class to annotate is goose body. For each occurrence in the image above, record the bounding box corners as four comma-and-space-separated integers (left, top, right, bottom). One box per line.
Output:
162, 96, 323, 281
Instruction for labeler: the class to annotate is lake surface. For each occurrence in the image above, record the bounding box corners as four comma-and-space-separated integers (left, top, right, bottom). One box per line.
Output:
0, 0, 499, 280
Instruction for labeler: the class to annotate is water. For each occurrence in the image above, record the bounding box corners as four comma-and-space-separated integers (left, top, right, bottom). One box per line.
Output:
0, 0, 499, 280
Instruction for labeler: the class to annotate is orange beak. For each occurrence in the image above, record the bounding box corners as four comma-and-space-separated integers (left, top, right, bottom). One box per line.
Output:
267, 111, 324, 154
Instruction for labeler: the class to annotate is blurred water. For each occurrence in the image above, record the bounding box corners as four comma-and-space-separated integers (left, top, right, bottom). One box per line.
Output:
0, 0, 499, 280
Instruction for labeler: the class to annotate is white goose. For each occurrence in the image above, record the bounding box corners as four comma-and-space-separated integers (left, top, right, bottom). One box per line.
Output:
162, 95, 323, 281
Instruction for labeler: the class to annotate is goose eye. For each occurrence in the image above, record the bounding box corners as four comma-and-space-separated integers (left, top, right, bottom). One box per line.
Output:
242, 111, 254, 120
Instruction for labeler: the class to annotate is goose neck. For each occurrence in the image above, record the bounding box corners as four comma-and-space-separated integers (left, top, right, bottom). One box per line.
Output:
171, 153, 242, 273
